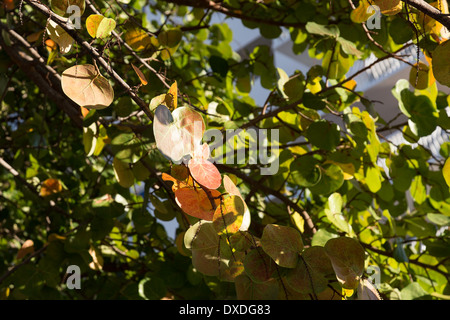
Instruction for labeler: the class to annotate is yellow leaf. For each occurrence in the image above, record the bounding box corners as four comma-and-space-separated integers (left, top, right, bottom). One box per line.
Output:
88, 246, 104, 271
373, 0, 402, 15
325, 160, 355, 180
48, 233, 66, 242
166, 80, 178, 109
40, 178, 62, 196
290, 211, 305, 233
350, 0, 373, 23
443, 158, 450, 187
17, 239, 34, 260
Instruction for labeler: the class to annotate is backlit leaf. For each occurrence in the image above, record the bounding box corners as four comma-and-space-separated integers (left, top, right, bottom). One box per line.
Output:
223, 175, 251, 232
175, 187, 221, 221
113, 157, 134, 188
324, 237, 365, 289
188, 143, 222, 190
153, 104, 205, 163
212, 195, 245, 235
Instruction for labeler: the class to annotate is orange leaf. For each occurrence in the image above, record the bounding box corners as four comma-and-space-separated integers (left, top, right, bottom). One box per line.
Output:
40, 178, 62, 196
175, 187, 221, 220
17, 239, 34, 259
131, 63, 148, 86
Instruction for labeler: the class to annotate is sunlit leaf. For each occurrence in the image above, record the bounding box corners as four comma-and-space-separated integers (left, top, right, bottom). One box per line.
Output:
131, 64, 148, 86
357, 279, 381, 300
212, 195, 245, 235
188, 143, 221, 190
61, 64, 114, 109
46, 20, 74, 54
223, 175, 251, 232
153, 105, 205, 163
86, 14, 116, 39
175, 187, 221, 221
443, 158, 450, 187
40, 178, 62, 196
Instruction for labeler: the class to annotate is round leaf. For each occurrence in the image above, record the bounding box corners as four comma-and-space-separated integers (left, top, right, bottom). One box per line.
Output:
260, 224, 303, 268
61, 64, 114, 109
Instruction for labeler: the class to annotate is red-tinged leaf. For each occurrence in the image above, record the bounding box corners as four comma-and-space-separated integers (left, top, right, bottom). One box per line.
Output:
153, 105, 205, 163
175, 187, 221, 220
188, 143, 222, 190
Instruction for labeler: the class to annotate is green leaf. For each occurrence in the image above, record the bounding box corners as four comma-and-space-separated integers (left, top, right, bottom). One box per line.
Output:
306, 22, 339, 38
426, 213, 450, 226
289, 156, 321, 187
324, 237, 365, 289
400, 282, 429, 300
260, 224, 303, 268
306, 120, 340, 151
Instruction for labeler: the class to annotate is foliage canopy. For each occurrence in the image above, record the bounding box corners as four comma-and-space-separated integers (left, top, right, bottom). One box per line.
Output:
1, 0, 450, 300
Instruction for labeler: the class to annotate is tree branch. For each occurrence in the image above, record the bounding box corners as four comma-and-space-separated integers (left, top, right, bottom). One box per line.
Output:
401, 0, 450, 30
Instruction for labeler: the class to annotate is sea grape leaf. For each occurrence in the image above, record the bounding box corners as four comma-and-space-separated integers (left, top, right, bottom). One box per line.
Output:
443, 158, 450, 187
260, 224, 303, 268
158, 28, 182, 48
243, 247, 277, 283
306, 120, 340, 151
357, 279, 381, 300
17, 240, 35, 260
86, 14, 116, 39
40, 178, 62, 197
235, 275, 280, 300
212, 195, 245, 235
113, 157, 134, 188
350, 0, 372, 23
188, 143, 222, 190
223, 175, 251, 232
189, 221, 228, 276
153, 104, 205, 163
50, 0, 85, 17
432, 39, 450, 87
285, 246, 334, 295
175, 187, 221, 221
324, 237, 365, 289
46, 20, 74, 54
373, 0, 402, 15
124, 27, 158, 51
61, 64, 114, 109
289, 156, 321, 187
409, 62, 434, 90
